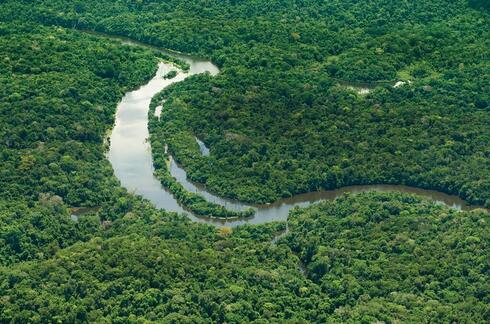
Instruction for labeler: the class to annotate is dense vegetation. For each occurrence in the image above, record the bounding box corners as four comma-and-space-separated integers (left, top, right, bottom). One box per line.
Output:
1, 0, 489, 322
0, 21, 158, 265
286, 193, 489, 322
163, 70, 178, 79
150, 2, 490, 206
149, 92, 255, 219
1, 193, 488, 322
0, 22, 157, 206
6, 0, 488, 206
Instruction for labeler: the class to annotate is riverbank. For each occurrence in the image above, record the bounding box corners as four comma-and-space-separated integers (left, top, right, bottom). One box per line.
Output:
102, 31, 487, 227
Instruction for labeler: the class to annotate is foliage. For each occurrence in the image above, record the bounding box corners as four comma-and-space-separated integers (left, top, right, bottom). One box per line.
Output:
0, 1, 489, 322
285, 192, 490, 322
0, 22, 157, 206
0, 21, 157, 265
163, 70, 178, 79
1, 193, 488, 322
10, 0, 488, 206
149, 92, 255, 218
0, 195, 100, 266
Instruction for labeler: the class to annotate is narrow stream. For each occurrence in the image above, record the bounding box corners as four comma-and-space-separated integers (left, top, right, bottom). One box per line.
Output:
196, 138, 210, 156
105, 34, 485, 227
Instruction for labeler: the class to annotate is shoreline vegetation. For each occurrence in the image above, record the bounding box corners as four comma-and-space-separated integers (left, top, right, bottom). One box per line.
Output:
0, 1, 489, 321
149, 89, 256, 219
1, 1, 488, 210
107, 35, 486, 218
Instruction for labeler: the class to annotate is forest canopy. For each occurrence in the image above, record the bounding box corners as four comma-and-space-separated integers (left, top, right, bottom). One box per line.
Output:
3, 0, 487, 206
0, 21, 158, 265
0, 0, 489, 322
1, 193, 488, 322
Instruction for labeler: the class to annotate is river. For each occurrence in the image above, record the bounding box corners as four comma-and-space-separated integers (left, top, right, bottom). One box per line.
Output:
105, 34, 485, 227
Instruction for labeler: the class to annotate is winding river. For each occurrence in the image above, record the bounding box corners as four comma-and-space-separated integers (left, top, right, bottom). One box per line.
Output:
106, 35, 485, 227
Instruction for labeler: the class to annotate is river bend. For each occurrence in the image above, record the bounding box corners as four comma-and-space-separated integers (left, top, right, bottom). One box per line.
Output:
106, 35, 485, 227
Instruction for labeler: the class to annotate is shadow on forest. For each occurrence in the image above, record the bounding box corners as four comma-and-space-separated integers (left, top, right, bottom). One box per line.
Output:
469, 0, 490, 11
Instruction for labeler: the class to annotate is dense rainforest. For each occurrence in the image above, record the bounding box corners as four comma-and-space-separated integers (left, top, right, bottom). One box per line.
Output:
0, 21, 160, 265
0, 0, 489, 322
3, 0, 488, 206
1, 193, 488, 322
0, 23, 157, 206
